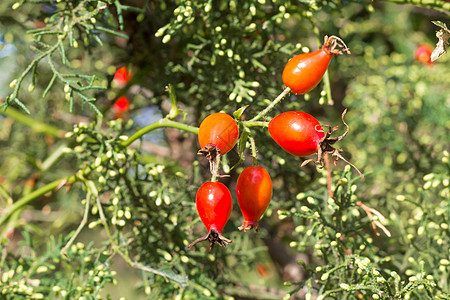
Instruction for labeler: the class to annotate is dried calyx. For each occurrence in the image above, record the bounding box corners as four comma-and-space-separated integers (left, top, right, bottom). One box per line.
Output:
238, 221, 260, 232
187, 228, 232, 252
197, 146, 229, 179
323, 35, 351, 56
301, 109, 364, 178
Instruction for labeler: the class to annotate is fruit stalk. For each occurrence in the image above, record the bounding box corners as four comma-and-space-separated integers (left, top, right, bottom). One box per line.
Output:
250, 86, 291, 122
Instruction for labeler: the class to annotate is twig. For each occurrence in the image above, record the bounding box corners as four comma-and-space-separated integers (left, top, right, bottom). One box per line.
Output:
250, 87, 291, 122
357, 201, 391, 237
61, 191, 91, 259
324, 154, 334, 198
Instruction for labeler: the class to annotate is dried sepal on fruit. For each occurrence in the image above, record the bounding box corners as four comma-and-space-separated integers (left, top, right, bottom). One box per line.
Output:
301, 109, 364, 178
197, 112, 239, 176
188, 181, 233, 251
269, 109, 363, 178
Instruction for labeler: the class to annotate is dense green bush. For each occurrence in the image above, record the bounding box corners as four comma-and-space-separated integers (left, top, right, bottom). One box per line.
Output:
0, 0, 448, 299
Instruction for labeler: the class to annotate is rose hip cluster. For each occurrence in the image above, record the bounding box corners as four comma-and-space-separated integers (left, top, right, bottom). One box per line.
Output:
188, 112, 273, 251
188, 36, 361, 251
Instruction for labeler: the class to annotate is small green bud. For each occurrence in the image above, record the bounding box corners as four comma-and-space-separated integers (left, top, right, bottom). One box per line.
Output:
36, 266, 48, 273
423, 173, 434, 181
136, 13, 144, 22
88, 221, 99, 229
162, 34, 171, 43
300, 206, 309, 212
440, 259, 450, 266
396, 195, 406, 201
307, 196, 316, 204
155, 28, 164, 37
9, 79, 17, 88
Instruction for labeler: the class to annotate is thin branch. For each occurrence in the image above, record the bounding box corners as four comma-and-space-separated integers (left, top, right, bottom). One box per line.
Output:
250, 87, 291, 122
0, 102, 66, 137
0, 176, 75, 227
122, 118, 199, 148
61, 191, 91, 258
382, 0, 450, 14
4, 34, 66, 111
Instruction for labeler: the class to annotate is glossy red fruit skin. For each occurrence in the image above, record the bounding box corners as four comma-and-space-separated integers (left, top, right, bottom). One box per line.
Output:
198, 113, 239, 155
282, 47, 332, 95
415, 44, 434, 66
236, 166, 272, 231
268, 111, 324, 157
196, 181, 233, 233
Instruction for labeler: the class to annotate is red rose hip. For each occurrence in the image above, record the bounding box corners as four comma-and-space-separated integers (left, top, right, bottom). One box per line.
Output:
188, 181, 233, 250
268, 111, 324, 157
236, 166, 273, 232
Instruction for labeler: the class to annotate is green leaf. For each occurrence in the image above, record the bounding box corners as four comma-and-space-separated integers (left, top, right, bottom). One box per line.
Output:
233, 105, 249, 119
166, 84, 186, 120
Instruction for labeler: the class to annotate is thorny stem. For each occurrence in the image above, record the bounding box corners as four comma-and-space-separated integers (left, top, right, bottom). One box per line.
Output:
243, 120, 269, 128
210, 155, 221, 182
249, 135, 259, 165
250, 86, 291, 122
324, 154, 334, 198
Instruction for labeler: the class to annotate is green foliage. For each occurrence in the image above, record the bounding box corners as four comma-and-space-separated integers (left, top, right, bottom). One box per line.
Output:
0, 233, 117, 298
1, 0, 449, 299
